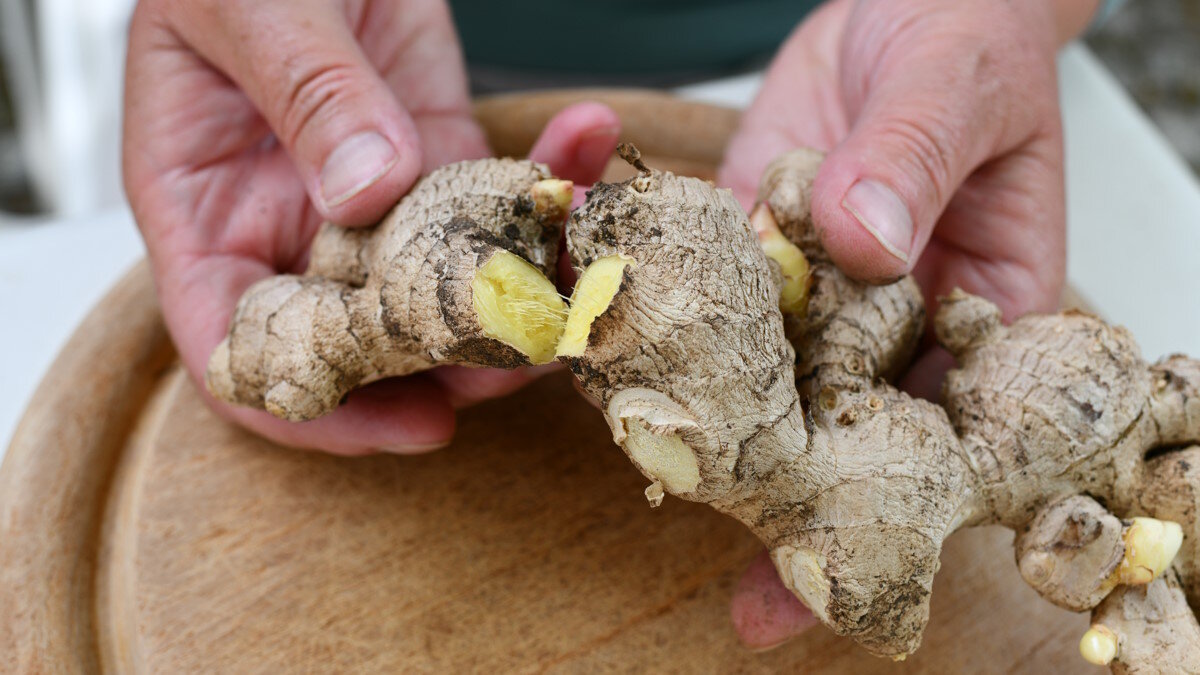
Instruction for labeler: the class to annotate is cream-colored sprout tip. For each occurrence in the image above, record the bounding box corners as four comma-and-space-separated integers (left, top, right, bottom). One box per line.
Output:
644, 481, 665, 508
1115, 517, 1184, 585
750, 204, 810, 315
1079, 625, 1118, 666
531, 179, 574, 220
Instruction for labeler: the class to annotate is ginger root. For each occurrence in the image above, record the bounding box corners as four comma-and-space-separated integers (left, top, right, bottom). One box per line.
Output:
1088, 570, 1200, 672
209, 146, 1200, 666
206, 158, 572, 420
561, 147, 1200, 661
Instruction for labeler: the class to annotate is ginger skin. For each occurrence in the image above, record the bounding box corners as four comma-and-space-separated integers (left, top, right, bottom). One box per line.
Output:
206, 158, 572, 421
208, 147, 1200, 666
562, 148, 1200, 660
1089, 571, 1200, 672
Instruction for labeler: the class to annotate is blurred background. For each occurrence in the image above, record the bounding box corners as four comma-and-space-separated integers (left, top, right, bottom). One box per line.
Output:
1, 0, 1200, 216
1, 0, 130, 215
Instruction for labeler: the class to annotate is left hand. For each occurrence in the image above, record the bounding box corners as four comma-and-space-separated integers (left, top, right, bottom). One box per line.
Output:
718, 0, 1097, 650
123, 0, 620, 454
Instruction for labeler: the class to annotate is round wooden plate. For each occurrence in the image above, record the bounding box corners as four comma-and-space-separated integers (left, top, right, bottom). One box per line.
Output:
0, 90, 1089, 673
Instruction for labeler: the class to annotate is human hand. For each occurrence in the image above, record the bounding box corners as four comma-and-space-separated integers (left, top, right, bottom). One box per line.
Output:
123, 0, 620, 454
718, 0, 1099, 650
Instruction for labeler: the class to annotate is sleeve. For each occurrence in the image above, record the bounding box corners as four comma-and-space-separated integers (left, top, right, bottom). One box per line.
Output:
1090, 0, 1129, 31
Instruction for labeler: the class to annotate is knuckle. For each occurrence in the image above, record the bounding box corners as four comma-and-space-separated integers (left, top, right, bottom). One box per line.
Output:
277, 60, 362, 148
877, 116, 957, 205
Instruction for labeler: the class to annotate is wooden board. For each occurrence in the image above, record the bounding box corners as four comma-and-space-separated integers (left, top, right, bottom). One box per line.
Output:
0, 90, 1090, 673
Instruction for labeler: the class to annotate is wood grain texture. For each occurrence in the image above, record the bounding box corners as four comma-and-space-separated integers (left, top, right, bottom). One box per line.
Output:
0, 261, 174, 673
1, 91, 1094, 673
92, 367, 1089, 673
474, 89, 739, 170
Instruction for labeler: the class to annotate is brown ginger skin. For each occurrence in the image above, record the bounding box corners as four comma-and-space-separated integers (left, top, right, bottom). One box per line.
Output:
207, 147, 1200, 664
1090, 570, 1200, 673
206, 158, 569, 421
1015, 495, 1128, 611
564, 152, 971, 656
761, 152, 1200, 659
562, 148, 1200, 659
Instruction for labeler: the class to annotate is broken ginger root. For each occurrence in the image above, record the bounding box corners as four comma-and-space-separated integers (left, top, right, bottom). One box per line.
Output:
560, 146, 1200, 662
207, 145, 1200, 667
206, 158, 573, 421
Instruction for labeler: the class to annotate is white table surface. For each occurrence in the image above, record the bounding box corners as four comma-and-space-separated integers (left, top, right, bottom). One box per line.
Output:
2, 44, 1199, 463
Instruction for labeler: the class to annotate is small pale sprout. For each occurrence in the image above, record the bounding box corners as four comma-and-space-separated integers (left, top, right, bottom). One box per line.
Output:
645, 481, 665, 508
1079, 624, 1118, 666
556, 255, 635, 357
750, 203, 810, 315
472, 250, 568, 364
1114, 517, 1184, 585
531, 178, 574, 220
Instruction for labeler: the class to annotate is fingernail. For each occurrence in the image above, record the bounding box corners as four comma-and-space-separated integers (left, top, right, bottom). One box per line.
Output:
320, 130, 398, 208
841, 179, 912, 263
575, 125, 621, 173
377, 440, 450, 454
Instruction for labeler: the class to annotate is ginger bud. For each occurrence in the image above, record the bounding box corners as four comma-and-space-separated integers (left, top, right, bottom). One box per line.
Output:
1079, 625, 1118, 665
750, 204, 809, 315
1113, 517, 1184, 585
531, 179, 574, 221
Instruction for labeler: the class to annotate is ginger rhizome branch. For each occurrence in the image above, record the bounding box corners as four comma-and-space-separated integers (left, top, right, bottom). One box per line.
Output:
206, 159, 573, 420
561, 147, 1200, 661
1087, 570, 1200, 671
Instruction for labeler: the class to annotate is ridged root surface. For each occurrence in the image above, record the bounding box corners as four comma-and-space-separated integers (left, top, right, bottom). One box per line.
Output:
206, 158, 571, 421
561, 147, 1200, 660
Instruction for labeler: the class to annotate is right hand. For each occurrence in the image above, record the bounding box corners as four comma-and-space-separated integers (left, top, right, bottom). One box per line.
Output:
718, 0, 1100, 650
123, 0, 620, 454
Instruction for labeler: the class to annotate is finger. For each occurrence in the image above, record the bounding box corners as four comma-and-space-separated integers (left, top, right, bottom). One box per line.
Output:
899, 347, 957, 403
731, 550, 819, 650
166, 0, 423, 226
913, 145, 1067, 320
358, 0, 487, 171
812, 1, 1056, 282
570, 376, 602, 411
213, 376, 456, 455
430, 364, 563, 409
527, 102, 622, 184
716, 0, 854, 209
556, 235, 579, 294
413, 114, 492, 171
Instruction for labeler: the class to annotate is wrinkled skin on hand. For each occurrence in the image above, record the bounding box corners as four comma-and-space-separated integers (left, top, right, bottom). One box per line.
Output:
123, 0, 619, 453
716, 0, 1100, 646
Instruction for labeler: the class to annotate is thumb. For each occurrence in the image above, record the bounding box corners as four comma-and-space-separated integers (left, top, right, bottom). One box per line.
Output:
811, 7, 1045, 282
169, 0, 423, 225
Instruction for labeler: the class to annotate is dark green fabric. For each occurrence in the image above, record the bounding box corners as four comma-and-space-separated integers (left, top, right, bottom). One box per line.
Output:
450, 0, 819, 76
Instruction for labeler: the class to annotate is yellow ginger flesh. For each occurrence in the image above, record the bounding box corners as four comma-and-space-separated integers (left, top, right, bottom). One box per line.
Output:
472, 250, 568, 364
556, 255, 634, 357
